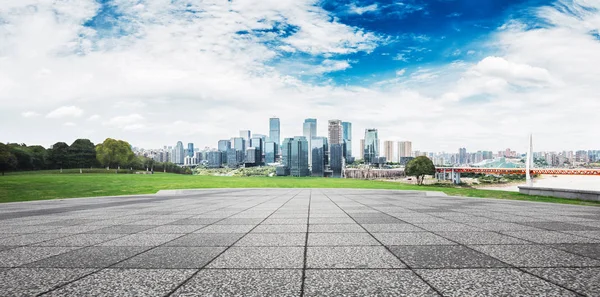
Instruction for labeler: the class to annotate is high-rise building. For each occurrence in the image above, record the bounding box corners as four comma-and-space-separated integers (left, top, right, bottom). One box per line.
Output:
398, 141, 412, 160
282, 136, 310, 177
328, 120, 343, 145
218, 140, 231, 165
264, 142, 277, 164
364, 129, 379, 164
459, 148, 467, 165
226, 148, 244, 168
240, 130, 251, 151
384, 141, 394, 163
359, 139, 365, 160
245, 147, 261, 165
311, 137, 328, 177
342, 122, 352, 158
207, 151, 222, 168
232, 137, 246, 163
330, 144, 344, 178
269, 117, 280, 146
303, 119, 317, 165
250, 136, 264, 163
187, 143, 194, 158
174, 141, 185, 164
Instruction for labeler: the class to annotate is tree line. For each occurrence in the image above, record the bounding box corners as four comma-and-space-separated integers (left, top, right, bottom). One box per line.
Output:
0, 138, 190, 175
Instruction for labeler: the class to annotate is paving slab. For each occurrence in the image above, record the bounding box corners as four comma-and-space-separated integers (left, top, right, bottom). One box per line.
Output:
115, 247, 225, 269
525, 267, 600, 296
26, 247, 149, 268
0, 268, 94, 296
165, 233, 244, 247
307, 246, 406, 268
207, 247, 304, 268
389, 245, 507, 268
171, 269, 302, 297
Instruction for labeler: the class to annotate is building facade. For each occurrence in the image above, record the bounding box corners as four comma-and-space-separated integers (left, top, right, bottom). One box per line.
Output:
239, 130, 251, 152
383, 140, 394, 163
328, 120, 343, 145
330, 144, 344, 178
269, 118, 280, 147
311, 137, 328, 177
363, 129, 379, 164
342, 121, 352, 159
264, 142, 277, 164
282, 137, 310, 177
303, 119, 317, 165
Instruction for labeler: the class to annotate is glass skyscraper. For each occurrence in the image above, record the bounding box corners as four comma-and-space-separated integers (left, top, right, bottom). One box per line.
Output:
364, 129, 379, 164
342, 121, 352, 158
239, 130, 251, 151
269, 118, 280, 146
265, 142, 277, 164
330, 143, 344, 178
311, 136, 328, 177
282, 136, 309, 177
187, 143, 194, 158
303, 119, 317, 165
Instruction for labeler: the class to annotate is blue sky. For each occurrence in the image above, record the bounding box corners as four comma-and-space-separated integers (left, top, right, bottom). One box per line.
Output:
1, 0, 599, 153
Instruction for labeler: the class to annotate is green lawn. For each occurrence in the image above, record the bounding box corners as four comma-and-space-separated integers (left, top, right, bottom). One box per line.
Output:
0, 172, 598, 206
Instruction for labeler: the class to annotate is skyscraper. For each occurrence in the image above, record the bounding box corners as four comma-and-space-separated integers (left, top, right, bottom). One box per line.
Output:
240, 130, 251, 151
282, 136, 310, 177
265, 142, 277, 164
187, 143, 194, 158
250, 136, 264, 163
459, 148, 467, 165
218, 140, 231, 165
364, 129, 379, 164
330, 144, 344, 178
303, 119, 317, 165
232, 137, 246, 162
384, 141, 394, 162
269, 117, 280, 146
311, 137, 328, 177
398, 141, 412, 158
174, 141, 185, 164
342, 122, 352, 158
328, 120, 343, 145
359, 139, 365, 160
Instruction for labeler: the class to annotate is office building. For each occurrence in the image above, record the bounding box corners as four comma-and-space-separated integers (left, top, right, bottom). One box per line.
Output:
250, 136, 264, 163
269, 117, 281, 146
384, 141, 394, 163
245, 147, 261, 166
174, 141, 185, 165
330, 144, 344, 178
186, 143, 194, 158
459, 148, 467, 165
303, 119, 317, 165
328, 120, 343, 145
218, 140, 231, 164
232, 137, 246, 162
265, 142, 277, 164
359, 139, 365, 160
364, 129, 379, 164
311, 137, 328, 177
282, 137, 310, 177
227, 148, 244, 168
342, 121, 352, 158
240, 130, 251, 151
207, 151, 222, 168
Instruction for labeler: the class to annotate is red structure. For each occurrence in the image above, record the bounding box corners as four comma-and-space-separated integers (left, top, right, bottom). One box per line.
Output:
435, 167, 600, 176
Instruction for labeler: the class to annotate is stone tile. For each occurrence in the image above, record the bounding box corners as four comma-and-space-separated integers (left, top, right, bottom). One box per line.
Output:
373, 232, 455, 246
235, 233, 305, 246
0, 247, 77, 267
389, 245, 506, 268
169, 218, 220, 225
525, 268, 600, 296
309, 217, 355, 224
171, 269, 302, 297
307, 246, 405, 268
26, 247, 149, 268
140, 225, 203, 234
418, 268, 577, 297
466, 222, 540, 231
521, 221, 600, 231
0, 245, 17, 251
34, 234, 125, 247
252, 224, 306, 233
116, 246, 224, 269
470, 245, 600, 267
503, 231, 600, 244
194, 224, 255, 233
86, 225, 155, 234
0, 233, 70, 245
0, 268, 94, 296
262, 218, 307, 225
98, 233, 182, 246
308, 233, 379, 246
44, 269, 195, 297
303, 270, 438, 297
37, 225, 107, 234
207, 247, 304, 268
216, 218, 264, 225
361, 224, 424, 233
165, 233, 244, 247
415, 223, 484, 232
352, 216, 404, 224
565, 230, 600, 240
309, 224, 365, 233
435, 231, 530, 245
551, 243, 600, 260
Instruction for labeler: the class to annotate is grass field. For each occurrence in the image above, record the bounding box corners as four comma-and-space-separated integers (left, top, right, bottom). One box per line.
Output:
1, 171, 599, 206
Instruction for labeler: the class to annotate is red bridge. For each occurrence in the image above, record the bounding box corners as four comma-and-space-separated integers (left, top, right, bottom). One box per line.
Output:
435, 167, 600, 176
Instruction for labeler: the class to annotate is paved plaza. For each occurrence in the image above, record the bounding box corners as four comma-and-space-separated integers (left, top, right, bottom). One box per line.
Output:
1, 189, 600, 296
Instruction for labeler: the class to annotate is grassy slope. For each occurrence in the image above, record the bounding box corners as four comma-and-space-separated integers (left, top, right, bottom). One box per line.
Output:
0, 172, 598, 206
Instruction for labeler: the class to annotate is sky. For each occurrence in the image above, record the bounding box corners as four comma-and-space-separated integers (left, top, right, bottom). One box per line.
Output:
1, 0, 599, 154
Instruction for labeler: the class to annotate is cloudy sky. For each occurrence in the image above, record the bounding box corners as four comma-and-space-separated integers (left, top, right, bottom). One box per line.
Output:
1, 0, 599, 153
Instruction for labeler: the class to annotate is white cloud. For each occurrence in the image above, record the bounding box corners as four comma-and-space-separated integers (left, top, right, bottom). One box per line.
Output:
348, 4, 379, 15
88, 114, 101, 121
393, 53, 408, 62
104, 114, 145, 128
46, 106, 84, 118
21, 111, 39, 118
396, 69, 406, 76
63, 122, 76, 127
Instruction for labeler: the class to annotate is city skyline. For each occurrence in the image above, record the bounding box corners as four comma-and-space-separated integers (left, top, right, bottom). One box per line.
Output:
1, 1, 599, 152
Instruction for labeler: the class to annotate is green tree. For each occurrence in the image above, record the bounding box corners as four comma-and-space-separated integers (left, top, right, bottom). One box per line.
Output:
47, 142, 70, 170
0, 143, 18, 175
28, 145, 48, 170
96, 138, 134, 171
405, 156, 436, 185
68, 139, 98, 169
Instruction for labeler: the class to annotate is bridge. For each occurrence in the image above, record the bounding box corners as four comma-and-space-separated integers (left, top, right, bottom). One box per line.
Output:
435, 167, 600, 184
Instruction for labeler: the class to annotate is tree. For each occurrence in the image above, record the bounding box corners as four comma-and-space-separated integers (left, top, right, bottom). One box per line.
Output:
0, 143, 18, 175
48, 142, 70, 170
8, 144, 33, 171
28, 145, 48, 170
96, 138, 134, 170
405, 156, 436, 185
68, 139, 98, 168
